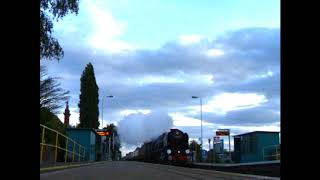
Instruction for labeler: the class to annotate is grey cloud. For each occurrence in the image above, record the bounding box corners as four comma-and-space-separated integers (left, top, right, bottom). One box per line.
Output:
117, 110, 173, 145
197, 102, 280, 126
43, 27, 280, 138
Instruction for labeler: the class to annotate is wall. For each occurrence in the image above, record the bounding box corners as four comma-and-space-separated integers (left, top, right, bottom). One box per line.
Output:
66, 129, 96, 161
257, 133, 280, 161
240, 132, 280, 163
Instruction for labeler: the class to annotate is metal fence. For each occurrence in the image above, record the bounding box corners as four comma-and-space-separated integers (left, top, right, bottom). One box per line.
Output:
40, 124, 86, 165
263, 144, 280, 161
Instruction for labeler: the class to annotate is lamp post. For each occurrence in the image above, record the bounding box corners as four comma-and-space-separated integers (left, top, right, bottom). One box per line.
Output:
101, 95, 113, 160
192, 96, 202, 162
101, 95, 113, 129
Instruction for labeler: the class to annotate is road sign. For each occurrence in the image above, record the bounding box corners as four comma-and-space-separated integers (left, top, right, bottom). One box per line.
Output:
97, 131, 109, 136
216, 129, 230, 136
213, 136, 220, 143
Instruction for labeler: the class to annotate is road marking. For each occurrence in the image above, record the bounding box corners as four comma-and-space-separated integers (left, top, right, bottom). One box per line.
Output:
40, 161, 106, 174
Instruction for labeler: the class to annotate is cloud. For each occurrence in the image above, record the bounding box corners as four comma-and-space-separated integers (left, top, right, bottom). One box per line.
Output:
43, 27, 280, 151
117, 110, 174, 145
203, 92, 268, 114
206, 48, 225, 57
119, 109, 151, 116
178, 34, 204, 45
169, 112, 214, 127
53, 0, 133, 53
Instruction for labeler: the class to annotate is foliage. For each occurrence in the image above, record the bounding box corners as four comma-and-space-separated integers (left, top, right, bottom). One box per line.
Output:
40, 65, 70, 113
40, 0, 79, 61
78, 63, 100, 128
40, 107, 67, 148
105, 123, 121, 160
189, 140, 201, 161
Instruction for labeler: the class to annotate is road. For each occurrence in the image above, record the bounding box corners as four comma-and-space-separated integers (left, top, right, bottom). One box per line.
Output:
40, 161, 279, 180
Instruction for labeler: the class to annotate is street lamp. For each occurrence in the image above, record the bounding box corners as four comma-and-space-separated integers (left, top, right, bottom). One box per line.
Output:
101, 95, 113, 129
192, 96, 202, 162
101, 95, 113, 161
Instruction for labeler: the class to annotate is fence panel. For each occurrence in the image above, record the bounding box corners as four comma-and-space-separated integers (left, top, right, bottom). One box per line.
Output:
40, 124, 86, 166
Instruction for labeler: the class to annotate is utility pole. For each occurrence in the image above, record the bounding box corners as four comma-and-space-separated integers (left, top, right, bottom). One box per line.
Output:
101, 97, 103, 129
112, 132, 115, 160
229, 130, 231, 161
208, 138, 211, 163
200, 98, 202, 162
192, 96, 203, 162
108, 137, 111, 161
113, 132, 115, 150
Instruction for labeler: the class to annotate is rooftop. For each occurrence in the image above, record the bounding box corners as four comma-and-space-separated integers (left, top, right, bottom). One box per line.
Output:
233, 131, 280, 137
66, 128, 98, 135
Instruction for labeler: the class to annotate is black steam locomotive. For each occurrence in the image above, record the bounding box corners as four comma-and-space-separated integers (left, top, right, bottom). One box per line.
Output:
126, 129, 190, 165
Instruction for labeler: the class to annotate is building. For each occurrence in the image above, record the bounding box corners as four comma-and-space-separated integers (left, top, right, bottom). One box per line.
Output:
63, 101, 71, 126
233, 131, 280, 163
66, 128, 99, 161
201, 150, 208, 160
213, 139, 224, 154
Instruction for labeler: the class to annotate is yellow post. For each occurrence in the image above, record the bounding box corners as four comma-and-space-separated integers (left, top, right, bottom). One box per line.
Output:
65, 138, 68, 163
83, 148, 85, 161
78, 144, 80, 162
72, 141, 75, 162
40, 127, 45, 162
55, 133, 59, 163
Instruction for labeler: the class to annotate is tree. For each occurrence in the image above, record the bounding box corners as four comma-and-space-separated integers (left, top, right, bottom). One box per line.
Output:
189, 140, 201, 162
40, 65, 69, 113
105, 123, 121, 160
40, 0, 79, 61
78, 63, 99, 128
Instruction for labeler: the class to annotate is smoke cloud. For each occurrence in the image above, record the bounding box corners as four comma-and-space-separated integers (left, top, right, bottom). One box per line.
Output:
118, 110, 173, 146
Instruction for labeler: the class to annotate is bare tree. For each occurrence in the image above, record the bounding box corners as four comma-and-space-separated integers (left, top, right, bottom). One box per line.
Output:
40, 65, 70, 113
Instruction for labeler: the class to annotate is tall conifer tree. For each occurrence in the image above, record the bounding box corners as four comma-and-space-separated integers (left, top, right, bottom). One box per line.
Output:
78, 63, 99, 128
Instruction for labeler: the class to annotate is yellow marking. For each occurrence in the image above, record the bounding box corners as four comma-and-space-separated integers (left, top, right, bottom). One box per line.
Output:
40, 162, 105, 173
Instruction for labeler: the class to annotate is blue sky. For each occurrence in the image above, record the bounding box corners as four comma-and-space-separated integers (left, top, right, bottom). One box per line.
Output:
41, 0, 280, 155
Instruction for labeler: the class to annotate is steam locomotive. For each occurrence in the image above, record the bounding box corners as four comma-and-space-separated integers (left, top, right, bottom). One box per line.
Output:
125, 129, 190, 165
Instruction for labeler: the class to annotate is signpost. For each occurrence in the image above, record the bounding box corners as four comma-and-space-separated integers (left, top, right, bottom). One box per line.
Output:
216, 129, 230, 136
96, 129, 110, 160
96, 129, 110, 136
216, 129, 231, 161
213, 136, 220, 144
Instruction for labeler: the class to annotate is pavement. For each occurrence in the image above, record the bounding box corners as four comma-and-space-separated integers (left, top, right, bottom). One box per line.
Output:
194, 160, 280, 167
40, 161, 280, 180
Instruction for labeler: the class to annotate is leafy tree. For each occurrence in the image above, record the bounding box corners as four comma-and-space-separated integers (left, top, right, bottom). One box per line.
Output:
40, 65, 69, 113
189, 140, 201, 162
40, 0, 79, 61
78, 63, 99, 128
40, 107, 69, 162
105, 123, 121, 160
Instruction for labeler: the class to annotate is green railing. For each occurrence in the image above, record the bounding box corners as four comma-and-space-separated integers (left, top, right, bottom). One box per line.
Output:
40, 124, 86, 164
263, 144, 280, 161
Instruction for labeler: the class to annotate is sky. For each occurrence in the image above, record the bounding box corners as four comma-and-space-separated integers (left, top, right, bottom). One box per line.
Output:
41, 0, 280, 155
